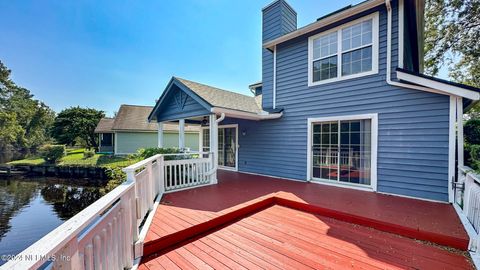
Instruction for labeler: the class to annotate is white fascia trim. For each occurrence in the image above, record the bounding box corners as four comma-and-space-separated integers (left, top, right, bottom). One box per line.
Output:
396, 71, 480, 100
385, 0, 480, 101
306, 113, 378, 191
263, 0, 384, 50
210, 107, 282, 121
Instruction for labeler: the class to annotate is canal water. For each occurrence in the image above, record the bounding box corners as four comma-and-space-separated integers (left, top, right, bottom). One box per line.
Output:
0, 176, 104, 265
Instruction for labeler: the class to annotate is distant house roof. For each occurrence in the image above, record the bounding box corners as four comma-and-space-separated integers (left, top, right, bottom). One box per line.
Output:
95, 104, 199, 133
94, 118, 115, 133
112, 105, 158, 132
175, 77, 263, 114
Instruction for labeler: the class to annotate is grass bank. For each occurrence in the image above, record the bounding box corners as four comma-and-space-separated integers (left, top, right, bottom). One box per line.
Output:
8, 148, 141, 192
8, 148, 139, 168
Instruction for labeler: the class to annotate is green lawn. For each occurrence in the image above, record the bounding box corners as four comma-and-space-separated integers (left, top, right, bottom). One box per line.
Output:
8, 148, 139, 168
8, 157, 45, 166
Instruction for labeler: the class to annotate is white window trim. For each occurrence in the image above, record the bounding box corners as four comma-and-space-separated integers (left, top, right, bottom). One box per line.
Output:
200, 124, 239, 171
308, 12, 379, 87
306, 113, 378, 191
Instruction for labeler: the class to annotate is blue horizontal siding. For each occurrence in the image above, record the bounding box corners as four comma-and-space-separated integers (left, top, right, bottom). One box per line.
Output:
231, 1, 450, 202
262, 0, 296, 109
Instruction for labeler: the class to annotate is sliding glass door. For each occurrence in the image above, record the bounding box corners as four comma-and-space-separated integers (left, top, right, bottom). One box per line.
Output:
311, 119, 372, 186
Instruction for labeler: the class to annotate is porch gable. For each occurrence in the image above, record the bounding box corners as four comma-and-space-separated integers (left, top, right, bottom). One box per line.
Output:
149, 77, 212, 122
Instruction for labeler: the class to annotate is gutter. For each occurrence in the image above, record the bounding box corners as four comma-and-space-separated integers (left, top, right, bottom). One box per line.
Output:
210, 107, 283, 121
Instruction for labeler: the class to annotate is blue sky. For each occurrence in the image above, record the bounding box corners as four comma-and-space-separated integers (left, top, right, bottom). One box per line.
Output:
1, 0, 389, 116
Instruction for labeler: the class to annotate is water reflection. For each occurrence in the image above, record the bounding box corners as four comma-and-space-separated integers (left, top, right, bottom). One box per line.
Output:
0, 176, 103, 264
41, 185, 102, 220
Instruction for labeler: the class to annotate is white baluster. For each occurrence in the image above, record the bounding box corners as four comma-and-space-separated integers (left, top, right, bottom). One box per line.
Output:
84, 243, 94, 270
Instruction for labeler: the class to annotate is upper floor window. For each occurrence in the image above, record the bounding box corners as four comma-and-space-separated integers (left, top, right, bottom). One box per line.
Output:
308, 13, 379, 86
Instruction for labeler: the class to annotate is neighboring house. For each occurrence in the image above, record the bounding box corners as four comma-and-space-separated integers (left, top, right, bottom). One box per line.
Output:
147, 0, 480, 203
95, 104, 199, 155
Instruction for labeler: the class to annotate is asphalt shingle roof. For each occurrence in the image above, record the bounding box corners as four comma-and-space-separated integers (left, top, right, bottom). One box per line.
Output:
94, 118, 115, 133
95, 105, 199, 133
175, 77, 263, 114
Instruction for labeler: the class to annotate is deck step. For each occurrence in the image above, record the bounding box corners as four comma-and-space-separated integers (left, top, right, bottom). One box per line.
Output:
143, 194, 469, 257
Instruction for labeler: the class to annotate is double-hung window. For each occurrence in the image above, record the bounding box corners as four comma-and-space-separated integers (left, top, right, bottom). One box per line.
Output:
308, 13, 379, 86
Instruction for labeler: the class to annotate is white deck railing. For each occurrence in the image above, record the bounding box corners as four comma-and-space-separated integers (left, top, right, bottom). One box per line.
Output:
456, 166, 480, 265
2, 152, 214, 270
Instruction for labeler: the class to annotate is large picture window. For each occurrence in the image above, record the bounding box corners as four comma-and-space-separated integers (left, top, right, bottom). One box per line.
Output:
308, 13, 379, 86
308, 115, 377, 189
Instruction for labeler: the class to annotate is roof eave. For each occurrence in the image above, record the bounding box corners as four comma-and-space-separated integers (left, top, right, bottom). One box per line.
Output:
262, 0, 384, 50
396, 70, 480, 101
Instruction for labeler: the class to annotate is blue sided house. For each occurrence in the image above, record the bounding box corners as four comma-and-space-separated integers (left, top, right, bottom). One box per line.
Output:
148, 0, 480, 203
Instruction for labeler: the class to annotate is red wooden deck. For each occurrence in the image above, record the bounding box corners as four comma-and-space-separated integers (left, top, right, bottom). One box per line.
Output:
140, 205, 472, 270
140, 170, 471, 269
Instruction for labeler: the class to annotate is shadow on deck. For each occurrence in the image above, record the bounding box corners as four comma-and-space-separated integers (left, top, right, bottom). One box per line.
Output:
140, 170, 472, 269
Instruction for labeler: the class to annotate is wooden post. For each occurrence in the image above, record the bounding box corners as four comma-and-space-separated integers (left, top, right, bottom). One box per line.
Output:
158, 155, 165, 195
209, 114, 218, 184
146, 161, 153, 210
157, 122, 164, 148
179, 119, 185, 149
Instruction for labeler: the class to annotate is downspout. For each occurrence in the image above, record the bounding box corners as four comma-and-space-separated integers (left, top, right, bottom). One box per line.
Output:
273, 45, 277, 109
386, 0, 456, 203
216, 112, 226, 124
206, 113, 225, 176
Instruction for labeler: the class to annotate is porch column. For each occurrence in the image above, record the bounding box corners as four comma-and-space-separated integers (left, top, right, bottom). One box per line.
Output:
179, 119, 185, 149
457, 97, 464, 167
209, 114, 218, 184
157, 122, 164, 148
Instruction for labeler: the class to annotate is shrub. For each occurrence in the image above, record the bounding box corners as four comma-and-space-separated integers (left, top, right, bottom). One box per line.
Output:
83, 149, 95, 159
135, 147, 182, 160
465, 119, 480, 145
39, 144, 66, 163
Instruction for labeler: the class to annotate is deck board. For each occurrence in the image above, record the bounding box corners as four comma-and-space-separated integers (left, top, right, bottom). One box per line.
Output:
141, 205, 473, 270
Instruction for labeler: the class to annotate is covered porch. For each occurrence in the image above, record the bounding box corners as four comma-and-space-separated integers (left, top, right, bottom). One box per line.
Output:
139, 170, 472, 269
149, 76, 282, 182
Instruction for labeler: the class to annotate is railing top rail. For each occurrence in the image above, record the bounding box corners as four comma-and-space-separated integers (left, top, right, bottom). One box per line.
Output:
2, 181, 135, 270
459, 165, 480, 184
122, 152, 213, 172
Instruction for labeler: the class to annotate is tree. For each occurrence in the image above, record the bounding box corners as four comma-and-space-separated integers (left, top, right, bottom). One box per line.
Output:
51, 107, 104, 148
0, 60, 55, 150
424, 0, 480, 89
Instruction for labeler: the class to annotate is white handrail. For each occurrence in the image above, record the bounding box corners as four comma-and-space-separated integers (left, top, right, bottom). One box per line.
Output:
455, 165, 480, 268
2, 181, 136, 270
2, 151, 217, 270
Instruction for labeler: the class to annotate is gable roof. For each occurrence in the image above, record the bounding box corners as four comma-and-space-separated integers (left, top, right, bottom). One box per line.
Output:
149, 77, 282, 122
95, 104, 199, 133
94, 118, 115, 133
175, 77, 263, 114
